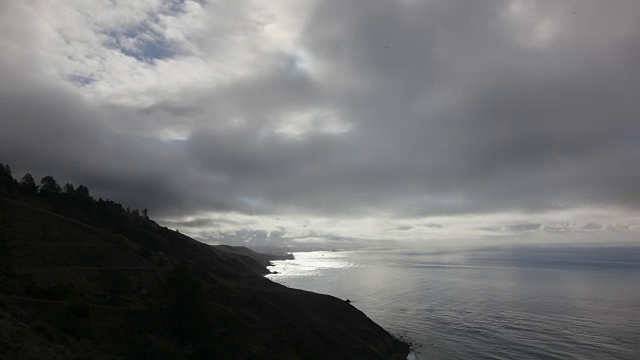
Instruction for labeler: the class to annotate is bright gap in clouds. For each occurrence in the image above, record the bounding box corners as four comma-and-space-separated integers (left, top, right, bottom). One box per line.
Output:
31, 0, 316, 108
160, 206, 640, 251
274, 108, 351, 139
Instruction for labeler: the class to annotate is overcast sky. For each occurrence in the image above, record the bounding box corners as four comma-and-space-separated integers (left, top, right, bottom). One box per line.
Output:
1, 0, 639, 249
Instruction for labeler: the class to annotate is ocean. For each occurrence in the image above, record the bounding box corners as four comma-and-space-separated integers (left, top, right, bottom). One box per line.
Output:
266, 245, 640, 359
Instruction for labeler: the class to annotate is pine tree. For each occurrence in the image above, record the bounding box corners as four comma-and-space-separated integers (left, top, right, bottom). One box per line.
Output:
40, 176, 62, 194
63, 183, 76, 195
19, 173, 37, 195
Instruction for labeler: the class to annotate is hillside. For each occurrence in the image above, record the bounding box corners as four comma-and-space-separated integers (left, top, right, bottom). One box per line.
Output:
0, 164, 409, 359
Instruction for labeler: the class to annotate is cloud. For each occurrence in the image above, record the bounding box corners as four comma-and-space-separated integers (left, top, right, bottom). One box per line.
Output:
1, 0, 640, 247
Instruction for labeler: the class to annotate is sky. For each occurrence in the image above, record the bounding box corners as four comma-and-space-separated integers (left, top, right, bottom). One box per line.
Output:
1, 0, 639, 250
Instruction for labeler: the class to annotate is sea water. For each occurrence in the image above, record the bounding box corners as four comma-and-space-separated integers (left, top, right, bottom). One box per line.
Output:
266, 245, 640, 359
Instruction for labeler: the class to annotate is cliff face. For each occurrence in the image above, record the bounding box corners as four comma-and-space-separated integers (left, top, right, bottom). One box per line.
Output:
0, 196, 409, 359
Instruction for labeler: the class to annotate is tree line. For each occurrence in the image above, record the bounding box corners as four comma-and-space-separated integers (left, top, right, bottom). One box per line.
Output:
0, 162, 149, 220
0, 160, 195, 259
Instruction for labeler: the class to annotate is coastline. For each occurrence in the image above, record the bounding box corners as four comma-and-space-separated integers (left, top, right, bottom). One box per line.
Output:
266, 251, 412, 359
0, 196, 410, 359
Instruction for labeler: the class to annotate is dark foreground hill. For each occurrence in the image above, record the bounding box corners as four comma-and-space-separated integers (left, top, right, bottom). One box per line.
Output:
0, 164, 408, 359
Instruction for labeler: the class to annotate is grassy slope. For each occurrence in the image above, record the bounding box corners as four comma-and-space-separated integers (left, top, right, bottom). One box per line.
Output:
0, 197, 408, 359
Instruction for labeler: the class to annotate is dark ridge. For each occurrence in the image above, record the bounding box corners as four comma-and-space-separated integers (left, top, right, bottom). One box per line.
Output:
0, 162, 409, 359
214, 244, 295, 267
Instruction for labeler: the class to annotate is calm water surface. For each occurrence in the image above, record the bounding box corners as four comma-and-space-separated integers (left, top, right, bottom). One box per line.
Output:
267, 245, 640, 359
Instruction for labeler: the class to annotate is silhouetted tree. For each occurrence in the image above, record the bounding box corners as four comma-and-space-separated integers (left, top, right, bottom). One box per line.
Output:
63, 183, 75, 195
142, 208, 148, 219
40, 175, 61, 194
75, 185, 90, 199
0, 163, 15, 195
0, 163, 11, 177
19, 173, 37, 195
132, 209, 139, 217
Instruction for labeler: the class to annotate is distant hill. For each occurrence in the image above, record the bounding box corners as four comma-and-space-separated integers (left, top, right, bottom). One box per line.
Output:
0, 163, 409, 359
214, 244, 295, 266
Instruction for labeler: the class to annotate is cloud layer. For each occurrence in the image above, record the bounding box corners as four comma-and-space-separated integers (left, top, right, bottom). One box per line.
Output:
1, 0, 639, 248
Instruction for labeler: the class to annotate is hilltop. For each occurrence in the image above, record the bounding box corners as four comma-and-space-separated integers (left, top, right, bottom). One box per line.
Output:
0, 163, 409, 359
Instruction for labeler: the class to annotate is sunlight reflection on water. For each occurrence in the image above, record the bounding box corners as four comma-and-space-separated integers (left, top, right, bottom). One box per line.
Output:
267, 251, 361, 278
267, 247, 640, 360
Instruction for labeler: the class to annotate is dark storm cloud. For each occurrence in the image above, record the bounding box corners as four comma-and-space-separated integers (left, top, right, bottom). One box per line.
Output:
286, 0, 640, 215
1, 0, 640, 226
0, 68, 186, 213
169, 0, 640, 217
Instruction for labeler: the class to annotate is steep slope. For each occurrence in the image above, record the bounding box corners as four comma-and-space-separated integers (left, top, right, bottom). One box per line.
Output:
0, 196, 409, 359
